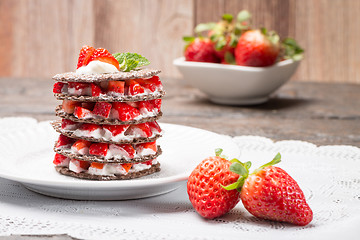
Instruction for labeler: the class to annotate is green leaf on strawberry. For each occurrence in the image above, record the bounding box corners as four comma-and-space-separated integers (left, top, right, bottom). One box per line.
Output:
113, 53, 150, 72
195, 23, 216, 34
222, 13, 233, 23
282, 37, 304, 61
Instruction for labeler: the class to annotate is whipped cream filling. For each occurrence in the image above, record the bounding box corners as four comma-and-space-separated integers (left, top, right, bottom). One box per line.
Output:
67, 159, 156, 176
76, 60, 119, 74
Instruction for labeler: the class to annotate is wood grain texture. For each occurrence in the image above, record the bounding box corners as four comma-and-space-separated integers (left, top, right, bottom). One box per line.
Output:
0, 0, 359, 83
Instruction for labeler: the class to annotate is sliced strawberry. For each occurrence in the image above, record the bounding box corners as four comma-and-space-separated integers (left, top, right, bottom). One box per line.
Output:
149, 99, 162, 113
138, 101, 155, 115
62, 100, 81, 114
79, 123, 101, 132
111, 102, 140, 121
91, 83, 102, 97
103, 124, 129, 136
70, 159, 90, 172
137, 76, 162, 92
125, 123, 152, 137
61, 119, 80, 130
81, 102, 95, 110
90, 162, 105, 169
56, 134, 74, 148
53, 82, 66, 93
136, 141, 157, 155
148, 121, 161, 134
77, 45, 95, 69
92, 102, 112, 118
109, 144, 135, 159
89, 48, 120, 70
127, 79, 145, 95
71, 139, 91, 154
53, 153, 69, 166
68, 82, 91, 96
121, 163, 132, 173
142, 160, 153, 165
74, 106, 92, 119
108, 81, 125, 94
89, 143, 108, 157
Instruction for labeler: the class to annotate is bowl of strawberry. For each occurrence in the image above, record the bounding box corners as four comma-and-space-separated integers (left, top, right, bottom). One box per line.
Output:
174, 11, 303, 105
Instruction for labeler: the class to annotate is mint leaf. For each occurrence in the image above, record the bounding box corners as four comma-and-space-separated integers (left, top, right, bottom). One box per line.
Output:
113, 53, 150, 72
183, 36, 195, 42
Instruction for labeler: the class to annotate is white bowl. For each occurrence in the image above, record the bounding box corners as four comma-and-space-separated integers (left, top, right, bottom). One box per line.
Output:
173, 57, 300, 105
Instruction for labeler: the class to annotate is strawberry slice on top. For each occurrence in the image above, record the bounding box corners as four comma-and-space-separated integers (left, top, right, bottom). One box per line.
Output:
77, 45, 95, 69
77, 45, 120, 70
89, 48, 120, 70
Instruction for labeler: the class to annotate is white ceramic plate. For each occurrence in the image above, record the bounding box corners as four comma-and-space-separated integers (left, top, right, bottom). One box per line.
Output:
0, 120, 240, 200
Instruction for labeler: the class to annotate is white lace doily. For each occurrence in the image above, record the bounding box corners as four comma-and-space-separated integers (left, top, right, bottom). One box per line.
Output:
0, 117, 359, 239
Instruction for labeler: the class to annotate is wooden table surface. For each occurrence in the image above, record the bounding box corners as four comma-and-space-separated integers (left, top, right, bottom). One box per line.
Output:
0, 77, 359, 239
1, 77, 359, 147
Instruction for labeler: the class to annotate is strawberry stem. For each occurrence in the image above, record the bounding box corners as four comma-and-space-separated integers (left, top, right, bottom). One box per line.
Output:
253, 153, 281, 174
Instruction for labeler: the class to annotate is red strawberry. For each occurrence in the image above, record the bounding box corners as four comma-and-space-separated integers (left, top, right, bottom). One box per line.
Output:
149, 99, 161, 113
127, 79, 145, 95
109, 144, 135, 159
147, 121, 161, 134
89, 143, 108, 157
53, 82, 66, 93
77, 45, 95, 69
138, 101, 155, 115
79, 123, 101, 132
235, 29, 280, 67
233, 153, 313, 226
142, 160, 154, 165
187, 149, 241, 219
137, 76, 162, 92
53, 153, 69, 166
90, 162, 105, 169
74, 106, 92, 119
92, 102, 112, 118
89, 48, 120, 70
184, 38, 220, 63
62, 100, 81, 114
68, 82, 91, 96
108, 81, 125, 94
61, 119, 80, 130
70, 159, 90, 173
91, 83, 102, 97
136, 141, 157, 155
81, 102, 95, 110
56, 134, 74, 148
125, 123, 152, 138
71, 139, 91, 154
103, 124, 129, 136
111, 102, 140, 121
121, 163, 132, 173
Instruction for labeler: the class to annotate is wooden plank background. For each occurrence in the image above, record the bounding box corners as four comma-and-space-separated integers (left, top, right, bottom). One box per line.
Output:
0, 0, 359, 83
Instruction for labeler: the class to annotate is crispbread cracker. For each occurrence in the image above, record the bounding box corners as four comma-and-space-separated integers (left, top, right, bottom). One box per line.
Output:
55, 105, 163, 125
53, 69, 161, 83
55, 163, 161, 180
54, 146, 162, 164
51, 121, 161, 145
54, 90, 165, 102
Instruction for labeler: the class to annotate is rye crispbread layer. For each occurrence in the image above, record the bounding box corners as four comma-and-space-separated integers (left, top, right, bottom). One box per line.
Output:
55, 162, 161, 181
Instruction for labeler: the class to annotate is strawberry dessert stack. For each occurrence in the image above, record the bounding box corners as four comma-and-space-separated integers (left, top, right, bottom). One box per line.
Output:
51, 46, 165, 180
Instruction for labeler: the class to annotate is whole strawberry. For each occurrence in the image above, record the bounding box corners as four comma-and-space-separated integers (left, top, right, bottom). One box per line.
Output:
225, 153, 313, 226
184, 37, 220, 63
187, 149, 241, 219
235, 29, 280, 67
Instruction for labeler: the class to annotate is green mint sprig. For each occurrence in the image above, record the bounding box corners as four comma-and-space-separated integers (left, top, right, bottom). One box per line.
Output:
113, 53, 150, 72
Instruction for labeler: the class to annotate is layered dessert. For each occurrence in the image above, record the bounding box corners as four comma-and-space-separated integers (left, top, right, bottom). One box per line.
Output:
51, 46, 164, 180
